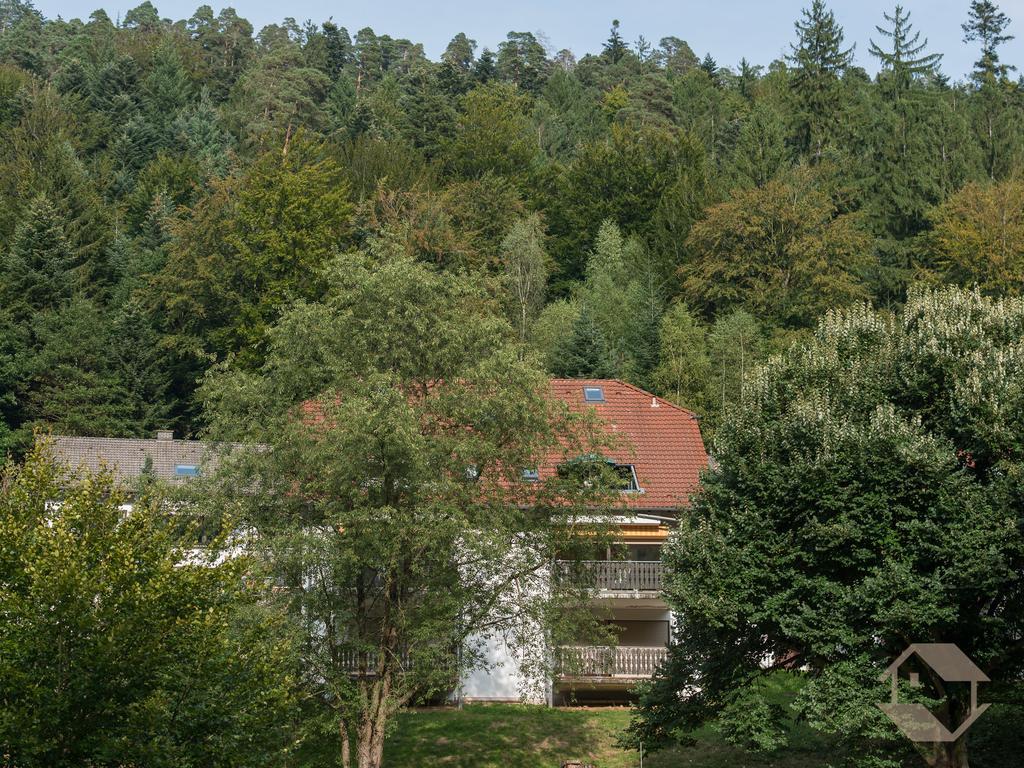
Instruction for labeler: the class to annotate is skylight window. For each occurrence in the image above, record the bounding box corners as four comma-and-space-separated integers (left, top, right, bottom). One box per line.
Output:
522, 468, 540, 482
175, 464, 200, 477
583, 386, 605, 402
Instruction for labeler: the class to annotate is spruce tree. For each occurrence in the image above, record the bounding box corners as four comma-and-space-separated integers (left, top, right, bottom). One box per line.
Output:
322, 21, 352, 82
787, 0, 855, 157
869, 5, 942, 100
1, 194, 74, 318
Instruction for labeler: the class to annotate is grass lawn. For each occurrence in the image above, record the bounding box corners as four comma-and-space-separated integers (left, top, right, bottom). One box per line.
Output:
386, 702, 841, 768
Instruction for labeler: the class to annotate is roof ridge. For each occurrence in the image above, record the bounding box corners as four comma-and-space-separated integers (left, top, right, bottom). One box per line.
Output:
606, 379, 699, 418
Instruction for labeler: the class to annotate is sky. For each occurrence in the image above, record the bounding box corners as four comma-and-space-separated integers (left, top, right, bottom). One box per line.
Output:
32, 0, 1024, 82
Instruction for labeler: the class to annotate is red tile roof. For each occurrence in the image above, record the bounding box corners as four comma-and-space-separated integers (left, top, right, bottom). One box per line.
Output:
544, 379, 707, 512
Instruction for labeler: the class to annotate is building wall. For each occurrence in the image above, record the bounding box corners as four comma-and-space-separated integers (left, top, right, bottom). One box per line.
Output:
460, 632, 549, 704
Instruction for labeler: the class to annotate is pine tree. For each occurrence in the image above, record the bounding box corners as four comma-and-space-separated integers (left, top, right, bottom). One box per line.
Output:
963, 0, 1015, 85
865, 5, 945, 259
141, 44, 192, 146
496, 31, 550, 94
727, 102, 788, 187
787, 0, 855, 157
962, 0, 1018, 178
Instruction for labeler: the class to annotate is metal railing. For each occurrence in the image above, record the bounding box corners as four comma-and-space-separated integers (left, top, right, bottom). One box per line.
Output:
556, 560, 663, 591
338, 648, 412, 675
557, 645, 668, 678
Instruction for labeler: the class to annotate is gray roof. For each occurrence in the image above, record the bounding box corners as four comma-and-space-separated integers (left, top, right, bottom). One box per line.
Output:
49, 435, 219, 486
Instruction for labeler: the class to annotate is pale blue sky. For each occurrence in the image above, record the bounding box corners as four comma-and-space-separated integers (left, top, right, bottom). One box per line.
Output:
32, 0, 1024, 82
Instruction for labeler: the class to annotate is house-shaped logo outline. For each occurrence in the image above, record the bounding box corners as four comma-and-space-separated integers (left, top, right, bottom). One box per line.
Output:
877, 643, 990, 743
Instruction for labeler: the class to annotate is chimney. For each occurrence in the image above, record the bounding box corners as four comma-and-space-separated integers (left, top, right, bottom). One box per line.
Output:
156, 430, 174, 441
651, 397, 660, 408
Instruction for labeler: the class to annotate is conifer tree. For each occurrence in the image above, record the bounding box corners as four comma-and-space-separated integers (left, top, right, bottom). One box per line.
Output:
603, 19, 627, 64
787, 0, 855, 157
963, 0, 1015, 85
962, 0, 1018, 178
1, 194, 74, 318
869, 5, 942, 101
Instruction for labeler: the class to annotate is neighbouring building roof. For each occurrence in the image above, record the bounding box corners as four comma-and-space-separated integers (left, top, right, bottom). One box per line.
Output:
544, 379, 708, 513
48, 433, 215, 486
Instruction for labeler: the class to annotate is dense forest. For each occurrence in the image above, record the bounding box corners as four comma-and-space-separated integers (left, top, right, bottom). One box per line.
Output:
1, 0, 1023, 452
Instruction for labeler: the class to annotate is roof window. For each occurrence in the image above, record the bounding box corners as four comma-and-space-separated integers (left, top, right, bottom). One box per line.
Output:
583, 386, 605, 402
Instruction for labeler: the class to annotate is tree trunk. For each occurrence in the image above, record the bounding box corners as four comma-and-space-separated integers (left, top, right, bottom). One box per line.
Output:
340, 717, 351, 768
355, 668, 393, 768
922, 737, 969, 768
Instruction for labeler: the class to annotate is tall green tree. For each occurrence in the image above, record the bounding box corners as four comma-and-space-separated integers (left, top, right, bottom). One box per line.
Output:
0, 194, 74, 318
870, 5, 942, 100
551, 123, 703, 287
501, 213, 549, 343
446, 81, 537, 179
924, 178, 1024, 295
787, 0, 855, 157
496, 31, 549, 94
603, 19, 627, 64
626, 286, 1024, 768
651, 301, 712, 415
151, 135, 354, 371
962, 0, 1019, 178
199, 246, 617, 768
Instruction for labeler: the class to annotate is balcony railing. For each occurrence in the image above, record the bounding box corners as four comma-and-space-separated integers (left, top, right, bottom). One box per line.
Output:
338, 648, 412, 675
557, 645, 667, 678
556, 560, 663, 592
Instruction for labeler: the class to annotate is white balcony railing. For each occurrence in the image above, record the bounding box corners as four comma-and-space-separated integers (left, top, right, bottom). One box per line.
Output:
558, 645, 667, 678
556, 560, 663, 592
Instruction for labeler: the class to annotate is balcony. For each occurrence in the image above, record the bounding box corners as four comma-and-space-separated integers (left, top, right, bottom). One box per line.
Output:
555, 560, 664, 593
557, 645, 668, 679
338, 648, 412, 675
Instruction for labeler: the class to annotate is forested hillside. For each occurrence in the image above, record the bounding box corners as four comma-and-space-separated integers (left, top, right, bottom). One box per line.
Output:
1, 0, 1022, 451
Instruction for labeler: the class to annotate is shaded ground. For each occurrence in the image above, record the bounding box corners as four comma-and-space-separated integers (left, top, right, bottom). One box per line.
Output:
385, 703, 840, 768
382, 673, 1023, 768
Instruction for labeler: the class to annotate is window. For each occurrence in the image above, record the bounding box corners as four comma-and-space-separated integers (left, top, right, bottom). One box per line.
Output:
522, 468, 540, 482
175, 465, 200, 477
556, 457, 640, 493
613, 464, 640, 492
583, 386, 605, 402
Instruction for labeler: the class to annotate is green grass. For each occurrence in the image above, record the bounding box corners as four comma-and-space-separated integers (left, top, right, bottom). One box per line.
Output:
385, 702, 842, 768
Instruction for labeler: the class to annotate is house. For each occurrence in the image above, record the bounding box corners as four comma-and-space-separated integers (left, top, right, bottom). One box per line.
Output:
44, 379, 709, 707
460, 379, 708, 706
